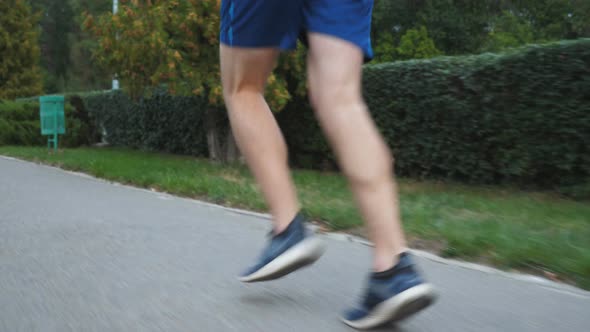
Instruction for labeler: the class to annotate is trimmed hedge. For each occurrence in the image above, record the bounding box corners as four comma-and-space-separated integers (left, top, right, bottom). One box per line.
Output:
0, 100, 90, 147
364, 39, 590, 191
82, 90, 210, 156
64, 39, 589, 197
280, 39, 590, 196
276, 97, 336, 170
17, 91, 104, 146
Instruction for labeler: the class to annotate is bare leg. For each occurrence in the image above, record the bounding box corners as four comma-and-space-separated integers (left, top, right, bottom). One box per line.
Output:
220, 45, 300, 233
306, 34, 407, 272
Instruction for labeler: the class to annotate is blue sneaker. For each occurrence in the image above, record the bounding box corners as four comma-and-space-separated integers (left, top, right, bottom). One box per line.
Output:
342, 253, 436, 329
239, 213, 325, 283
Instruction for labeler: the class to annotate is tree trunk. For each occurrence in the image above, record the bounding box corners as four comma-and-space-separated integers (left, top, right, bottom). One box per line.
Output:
205, 107, 241, 163
206, 108, 222, 162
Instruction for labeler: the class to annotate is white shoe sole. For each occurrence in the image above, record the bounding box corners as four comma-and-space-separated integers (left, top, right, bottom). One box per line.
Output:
239, 236, 326, 283
342, 283, 437, 330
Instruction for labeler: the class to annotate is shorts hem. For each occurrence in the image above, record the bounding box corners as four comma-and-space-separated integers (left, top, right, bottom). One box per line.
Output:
220, 39, 297, 52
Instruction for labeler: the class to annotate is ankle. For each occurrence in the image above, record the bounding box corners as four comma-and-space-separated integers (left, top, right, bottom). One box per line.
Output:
373, 251, 406, 273
372, 265, 397, 279
273, 223, 290, 235
273, 211, 304, 235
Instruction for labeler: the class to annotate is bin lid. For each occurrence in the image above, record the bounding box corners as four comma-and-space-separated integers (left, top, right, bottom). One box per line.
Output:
39, 95, 65, 103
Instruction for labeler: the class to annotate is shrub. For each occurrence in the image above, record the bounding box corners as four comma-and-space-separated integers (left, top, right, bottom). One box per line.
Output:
280, 39, 590, 196
73, 39, 590, 197
81, 90, 210, 156
0, 100, 88, 147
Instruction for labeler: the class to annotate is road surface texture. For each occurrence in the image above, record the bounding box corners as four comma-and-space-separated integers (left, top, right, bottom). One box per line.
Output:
1, 156, 589, 332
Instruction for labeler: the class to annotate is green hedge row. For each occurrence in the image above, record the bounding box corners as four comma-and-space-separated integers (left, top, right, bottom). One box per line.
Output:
276, 98, 335, 170
82, 90, 210, 156
46, 39, 589, 197
16, 91, 105, 146
0, 100, 92, 147
280, 39, 590, 196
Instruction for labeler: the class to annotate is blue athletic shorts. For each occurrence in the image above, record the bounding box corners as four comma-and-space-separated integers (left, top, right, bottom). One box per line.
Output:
220, 0, 374, 61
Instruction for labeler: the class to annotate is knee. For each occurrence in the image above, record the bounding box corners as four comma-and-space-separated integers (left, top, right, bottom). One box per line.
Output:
223, 83, 260, 100
223, 86, 263, 109
308, 84, 360, 112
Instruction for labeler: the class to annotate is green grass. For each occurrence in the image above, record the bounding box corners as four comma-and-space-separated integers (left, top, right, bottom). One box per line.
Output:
1, 146, 589, 290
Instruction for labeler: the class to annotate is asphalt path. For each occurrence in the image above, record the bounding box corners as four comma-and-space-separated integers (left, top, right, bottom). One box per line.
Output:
1, 157, 588, 332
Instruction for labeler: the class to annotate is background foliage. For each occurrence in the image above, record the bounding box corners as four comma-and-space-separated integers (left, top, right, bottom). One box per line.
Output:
372, 0, 590, 62
283, 39, 590, 197
83, 89, 210, 156
12, 0, 588, 94
0, 99, 91, 147
5, 0, 590, 198
0, 0, 43, 99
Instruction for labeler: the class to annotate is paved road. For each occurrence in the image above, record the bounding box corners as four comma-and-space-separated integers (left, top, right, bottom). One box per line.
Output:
1, 157, 589, 332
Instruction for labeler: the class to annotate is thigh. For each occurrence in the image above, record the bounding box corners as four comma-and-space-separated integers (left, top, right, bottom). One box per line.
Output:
306, 33, 364, 105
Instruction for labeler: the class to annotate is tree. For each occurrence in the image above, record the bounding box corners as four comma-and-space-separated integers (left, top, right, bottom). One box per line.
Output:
499, 0, 590, 40
480, 0, 590, 52
373, 32, 398, 63
570, 0, 590, 37
30, 0, 76, 93
371, 0, 589, 59
482, 10, 536, 52
418, 0, 501, 55
396, 26, 442, 60
84, 0, 303, 162
371, 0, 429, 62
500, 0, 566, 39
68, 0, 112, 91
372, 0, 426, 39
29, 0, 113, 92
0, 0, 43, 99
374, 26, 442, 63
371, 0, 499, 58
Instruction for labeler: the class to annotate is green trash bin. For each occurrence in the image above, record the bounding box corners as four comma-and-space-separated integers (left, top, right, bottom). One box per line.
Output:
39, 95, 66, 151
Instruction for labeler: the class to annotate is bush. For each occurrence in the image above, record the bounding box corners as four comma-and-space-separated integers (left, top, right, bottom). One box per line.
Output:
280, 39, 590, 196
74, 39, 590, 197
17, 91, 115, 146
81, 90, 210, 156
0, 100, 88, 147
395, 26, 442, 60
276, 97, 336, 170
